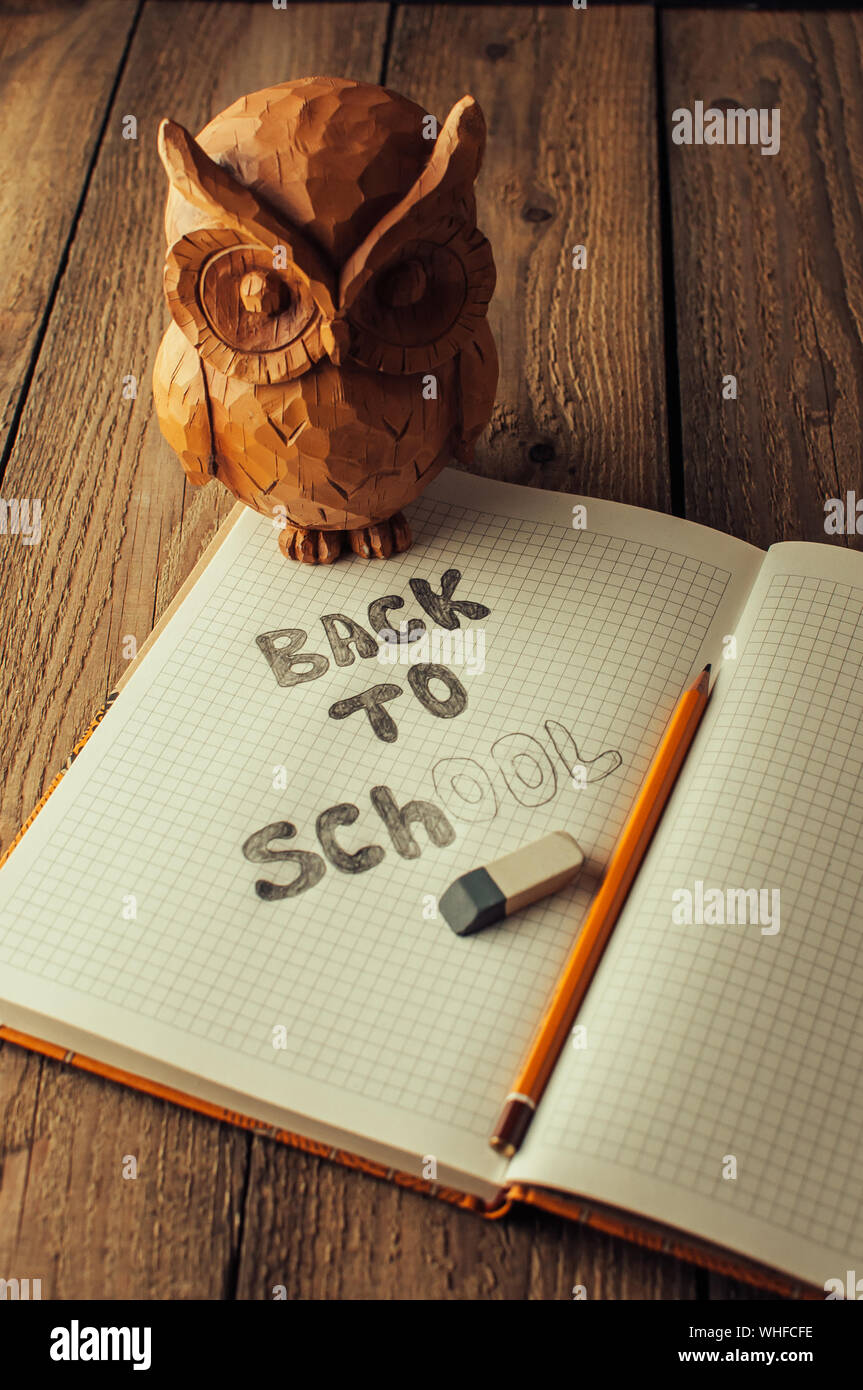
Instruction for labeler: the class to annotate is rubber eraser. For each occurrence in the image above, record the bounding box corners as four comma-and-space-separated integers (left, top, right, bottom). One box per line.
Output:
440, 832, 584, 937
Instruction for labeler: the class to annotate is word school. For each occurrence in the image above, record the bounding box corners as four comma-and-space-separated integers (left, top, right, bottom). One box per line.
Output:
242, 716, 621, 901
672, 101, 780, 156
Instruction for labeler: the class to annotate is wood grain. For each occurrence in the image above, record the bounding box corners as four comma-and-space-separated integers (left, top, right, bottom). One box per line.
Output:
226, 3, 692, 1303
386, 3, 670, 508
0, 1042, 248, 1298
0, 0, 138, 459
662, 10, 863, 549
1, 0, 822, 1302
233, 1138, 697, 1300
0, 0, 390, 1300
0, 0, 387, 845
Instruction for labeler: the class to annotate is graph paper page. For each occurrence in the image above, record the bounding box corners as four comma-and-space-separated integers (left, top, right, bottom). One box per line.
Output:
0, 470, 759, 1189
511, 541, 863, 1285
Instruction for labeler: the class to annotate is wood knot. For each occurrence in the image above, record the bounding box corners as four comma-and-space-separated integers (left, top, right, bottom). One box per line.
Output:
523, 206, 554, 223
486, 42, 509, 61
529, 441, 556, 464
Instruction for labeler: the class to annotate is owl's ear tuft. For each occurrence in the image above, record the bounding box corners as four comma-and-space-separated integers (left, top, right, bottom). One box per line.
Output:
156, 115, 336, 320
157, 118, 190, 183
336, 93, 494, 371
440, 96, 487, 185
156, 117, 267, 238
157, 119, 227, 216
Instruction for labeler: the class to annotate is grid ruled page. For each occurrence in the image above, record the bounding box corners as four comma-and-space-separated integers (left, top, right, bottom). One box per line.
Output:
511, 543, 863, 1285
0, 471, 759, 1186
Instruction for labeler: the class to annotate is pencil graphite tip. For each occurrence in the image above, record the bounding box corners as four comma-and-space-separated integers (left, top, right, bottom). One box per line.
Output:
696, 664, 711, 694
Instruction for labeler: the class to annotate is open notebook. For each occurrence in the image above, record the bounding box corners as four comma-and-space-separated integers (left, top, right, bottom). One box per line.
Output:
1, 469, 860, 1296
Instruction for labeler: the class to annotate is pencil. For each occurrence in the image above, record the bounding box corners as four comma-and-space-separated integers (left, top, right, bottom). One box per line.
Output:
489, 664, 713, 1157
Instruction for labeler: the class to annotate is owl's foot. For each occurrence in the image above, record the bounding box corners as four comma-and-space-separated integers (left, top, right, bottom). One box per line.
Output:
347, 512, 412, 560
278, 524, 344, 565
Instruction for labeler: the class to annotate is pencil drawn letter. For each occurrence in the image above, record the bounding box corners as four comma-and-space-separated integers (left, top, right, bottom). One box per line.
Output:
256, 629, 329, 687
544, 720, 623, 783
409, 569, 490, 630
368, 595, 425, 643
242, 822, 326, 899
491, 733, 557, 808
407, 664, 468, 719
370, 786, 456, 859
320, 614, 379, 666
328, 684, 404, 742
316, 804, 385, 873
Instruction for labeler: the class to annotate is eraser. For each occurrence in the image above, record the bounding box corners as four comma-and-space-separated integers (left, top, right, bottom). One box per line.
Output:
440, 831, 584, 937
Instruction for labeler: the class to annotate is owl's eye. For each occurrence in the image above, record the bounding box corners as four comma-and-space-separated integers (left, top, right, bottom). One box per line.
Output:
200, 248, 317, 354
164, 229, 327, 383
378, 259, 428, 308
355, 243, 467, 351
342, 225, 494, 374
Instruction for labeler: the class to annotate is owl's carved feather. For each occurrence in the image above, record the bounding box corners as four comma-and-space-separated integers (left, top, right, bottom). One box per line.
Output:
456, 317, 499, 462
152, 322, 216, 486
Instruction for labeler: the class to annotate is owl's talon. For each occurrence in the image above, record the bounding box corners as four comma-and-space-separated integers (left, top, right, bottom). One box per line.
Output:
347, 512, 412, 559
279, 524, 344, 564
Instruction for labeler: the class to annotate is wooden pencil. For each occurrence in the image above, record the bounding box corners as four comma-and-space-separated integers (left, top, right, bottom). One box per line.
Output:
489, 665, 713, 1157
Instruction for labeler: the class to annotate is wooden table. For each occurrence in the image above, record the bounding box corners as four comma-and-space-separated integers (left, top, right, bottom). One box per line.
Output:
0, 0, 860, 1300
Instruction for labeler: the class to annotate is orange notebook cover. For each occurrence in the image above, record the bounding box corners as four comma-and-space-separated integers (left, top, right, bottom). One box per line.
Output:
1, 475, 859, 1302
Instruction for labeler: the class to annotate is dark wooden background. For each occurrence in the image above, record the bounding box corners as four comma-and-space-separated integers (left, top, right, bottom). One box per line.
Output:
0, 0, 860, 1299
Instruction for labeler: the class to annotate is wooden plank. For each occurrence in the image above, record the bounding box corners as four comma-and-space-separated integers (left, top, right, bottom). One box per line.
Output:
662, 9, 863, 550
0, 0, 138, 458
386, 3, 670, 508
232, 1141, 696, 1299
0, 1041, 248, 1298
338, 0, 682, 1302
0, 0, 389, 1300
0, 0, 388, 844
661, 10, 863, 1299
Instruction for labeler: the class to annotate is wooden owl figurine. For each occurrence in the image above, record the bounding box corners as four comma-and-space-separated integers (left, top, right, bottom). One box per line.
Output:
152, 77, 498, 563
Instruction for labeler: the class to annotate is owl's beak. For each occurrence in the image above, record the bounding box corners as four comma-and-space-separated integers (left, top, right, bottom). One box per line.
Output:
322, 317, 351, 366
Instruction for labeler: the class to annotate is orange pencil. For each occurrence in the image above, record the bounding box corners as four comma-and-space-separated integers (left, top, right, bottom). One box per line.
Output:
490, 664, 713, 1157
